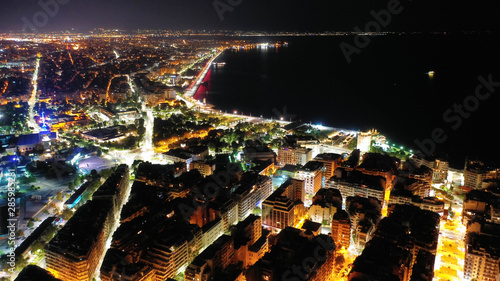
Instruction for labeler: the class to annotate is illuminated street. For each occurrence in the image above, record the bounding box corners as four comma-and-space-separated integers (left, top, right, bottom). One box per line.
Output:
332, 246, 356, 281
27, 56, 40, 132
433, 207, 466, 281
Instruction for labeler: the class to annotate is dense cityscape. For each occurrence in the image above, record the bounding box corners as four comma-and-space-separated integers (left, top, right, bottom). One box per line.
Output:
0, 28, 498, 281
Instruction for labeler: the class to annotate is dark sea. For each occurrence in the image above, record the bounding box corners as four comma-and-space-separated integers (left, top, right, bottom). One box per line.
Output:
196, 35, 500, 169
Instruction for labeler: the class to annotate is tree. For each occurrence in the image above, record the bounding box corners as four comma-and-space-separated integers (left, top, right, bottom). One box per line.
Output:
31, 143, 46, 155
19, 175, 37, 185
31, 240, 44, 253
56, 192, 63, 202
334, 254, 345, 267
132, 160, 143, 171
61, 208, 74, 221
347, 139, 358, 150
68, 182, 75, 191
100, 168, 115, 179
137, 125, 146, 140
15, 257, 28, 271
448, 207, 455, 219
27, 221, 34, 228
74, 177, 81, 187
40, 225, 57, 242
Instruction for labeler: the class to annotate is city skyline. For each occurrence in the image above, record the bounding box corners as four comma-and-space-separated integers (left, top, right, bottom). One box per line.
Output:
1, 0, 500, 33
1, 1, 500, 281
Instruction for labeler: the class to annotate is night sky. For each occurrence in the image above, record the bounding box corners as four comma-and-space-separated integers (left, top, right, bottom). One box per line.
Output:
1, 0, 500, 32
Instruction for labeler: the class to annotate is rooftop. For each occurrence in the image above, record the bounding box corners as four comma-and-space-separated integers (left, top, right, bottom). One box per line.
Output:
300, 161, 323, 172
279, 164, 299, 173
333, 168, 385, 191
314, 153, 342, 161
15, 265, 61, 281
45, 200, 111, 259
301, 219, 321, 232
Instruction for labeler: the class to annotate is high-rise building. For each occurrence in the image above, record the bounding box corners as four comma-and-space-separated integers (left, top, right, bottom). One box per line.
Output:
349, 205, 439, 281
278, 177, 306, 203
232, 215, 262, 245
462, 189, 490, 225
100, 250, 156, 281
231, 215, 269, 268
142, 225, 202, 280
464, 222, 500, 281
295, 161, 324, 204
201, 218, 224, 251
92, 164, 131, 230
389, 186, 445, 215
464, 234, 500, 281
277, 146, 312, 166
433, 158, 449, 183
232, 173, 272, 221
313, 153, 342, 179
326, 168, 386, 205
464, 160, 489, 190
209, 197, 239, 232
262, 187, 296, 231
185, 235, 235, 281
356, 153, 398, 189
331, 210, 351, 250
46, 165, 130, 281
190, 160, 216, 177
410, 156, 449, 183
246, 227, 335, 281
290, 178, 306, 203
308, 188, 342, 226
45, 200, 111, 281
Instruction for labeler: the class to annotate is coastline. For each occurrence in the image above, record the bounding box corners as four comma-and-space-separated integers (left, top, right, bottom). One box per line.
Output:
184, 48, 360, 138
185, 49, 225, 99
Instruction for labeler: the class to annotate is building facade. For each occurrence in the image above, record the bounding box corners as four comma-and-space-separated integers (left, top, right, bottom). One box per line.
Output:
277, 146, 312, 166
